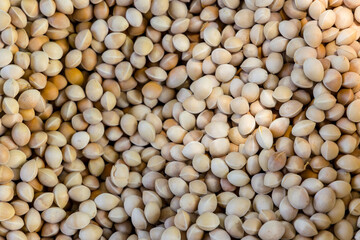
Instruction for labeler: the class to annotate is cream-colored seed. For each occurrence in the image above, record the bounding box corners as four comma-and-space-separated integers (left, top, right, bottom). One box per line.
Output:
0, 48, 13, 68
293, 216, 318, 237
94, 193, 120, 211
0, 202, 15, 221
38, 168, 58, 187
75, 29, 92, 51
255, 126, 273, 149
288, 186, 310, 209
226, 197, 251, 217
0, 10, 10, 31
42, 42, 63, 60
334, 220, 353, 240
336, 155, 360, 172
30, 51, 49, 73
79, 224, 103, 240
303, 58, 324, 82
134, 37, 154, 56
11, 123, 30, 147
291, 120, 316, 137
303, 24, 322, 48
258, 221, 285, 240
238, 114, 256, 135
65, 212, 90, 230
41, 207, 66, 223
347, 99, 360, 122
196, 212, 220, 231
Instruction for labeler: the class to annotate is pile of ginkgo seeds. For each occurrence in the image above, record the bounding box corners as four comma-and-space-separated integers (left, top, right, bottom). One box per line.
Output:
1, 0, 360, 239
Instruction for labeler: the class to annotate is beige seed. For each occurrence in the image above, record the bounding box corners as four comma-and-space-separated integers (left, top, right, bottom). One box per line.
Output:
20, 159, 38, 183
11, 123, 30, 147
1, 65, 25, 80
313, 187, 336, 213
41, 207, 66, 223
294, 46, 317, 65
238, 114, 256, 136
346, 99, 360, 122
0, 10, 10, 31
336, 154, 360, 172
255, 126, 273, 149
42, 42, 63, 60
314, 93, 337, 111
138, 120, 156, 143
303, 58, 324, 82
234, 9, 254, 28
258, 220, 285, 240
94, 193, 120, 211
75, 29, 92, 51
291, 120, 316, 137
0, 202, 15, 221
303, 24, 322, 48
18, 89, 41, 110
134, 37, 154, 56
293, 216, 318, 237
227, 170, 250, 187
319, 10, 336, 30
0, 165, 13, 185
66, 212, 90, 230
196, 212, 220, 231
268, 152, 287, 172
173, 34, 190, 52
226, 197, 251, 217
38, 168, 58, 187
30, 51, 49, 73
110, 163, 129, 188
334, 220, 353, 240
205, 121, 229, 139
288, 186, 310, 209
0, 48, 12, 68
161, 226, 181, 240
79, 224, 103, 240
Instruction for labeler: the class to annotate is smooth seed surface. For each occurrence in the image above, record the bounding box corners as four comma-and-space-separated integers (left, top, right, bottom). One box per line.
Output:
0, 0, 358, 239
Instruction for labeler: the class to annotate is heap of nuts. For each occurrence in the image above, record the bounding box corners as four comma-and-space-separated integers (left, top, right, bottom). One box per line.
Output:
1, 0, 360, 239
